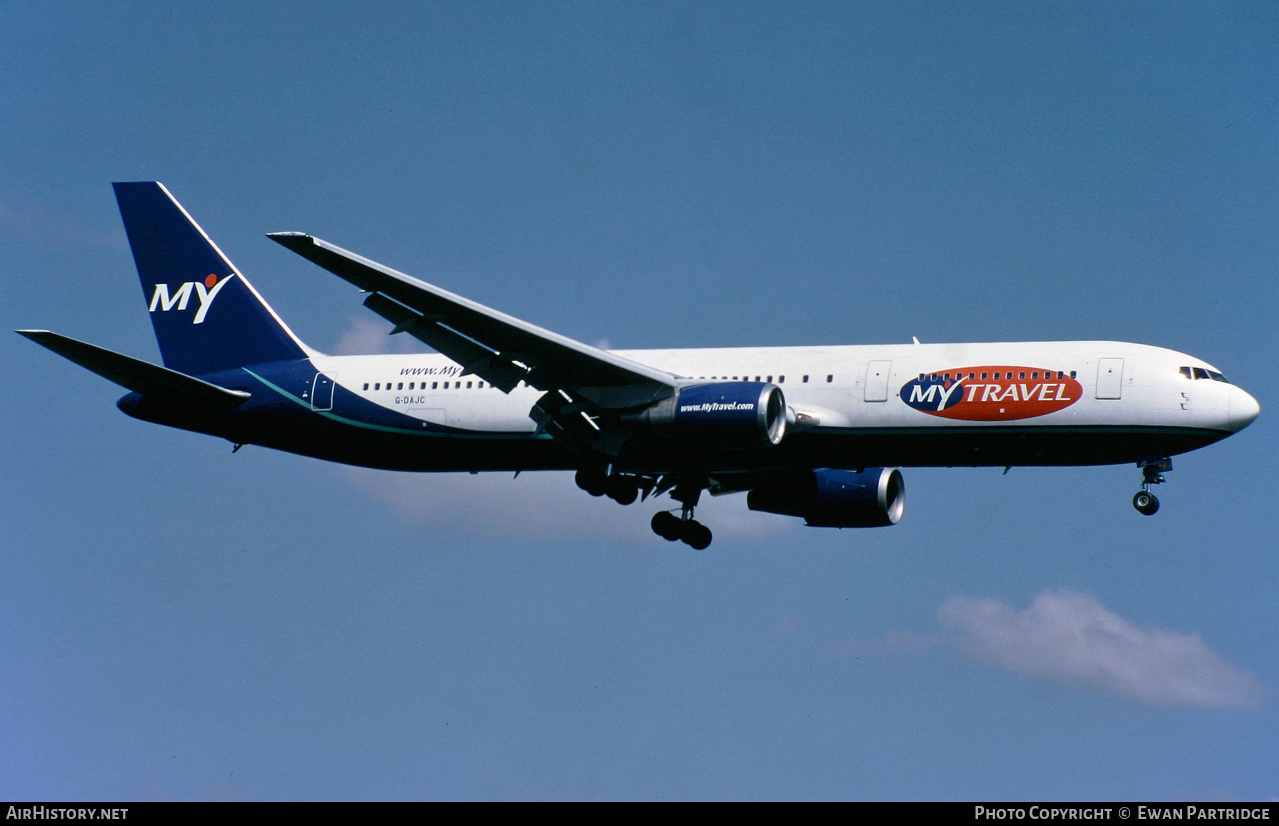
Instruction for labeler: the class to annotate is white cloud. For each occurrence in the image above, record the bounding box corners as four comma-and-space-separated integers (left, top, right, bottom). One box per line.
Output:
330, 315, 431, 356
937, 590, 1263, 709
339, 466, 795, 546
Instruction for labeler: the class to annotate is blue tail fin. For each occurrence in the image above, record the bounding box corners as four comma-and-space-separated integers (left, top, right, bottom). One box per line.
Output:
113, 182, 309, 376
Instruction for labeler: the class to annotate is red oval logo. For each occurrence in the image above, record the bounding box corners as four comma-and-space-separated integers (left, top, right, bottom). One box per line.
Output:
899, 366, 1082, 421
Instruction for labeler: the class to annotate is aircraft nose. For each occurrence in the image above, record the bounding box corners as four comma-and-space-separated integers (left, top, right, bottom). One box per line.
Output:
1229, 386, 1261, 431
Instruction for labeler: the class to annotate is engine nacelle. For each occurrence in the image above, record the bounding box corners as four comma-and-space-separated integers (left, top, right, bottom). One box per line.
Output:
623, 381, 787, 447
748, 467, 905, 527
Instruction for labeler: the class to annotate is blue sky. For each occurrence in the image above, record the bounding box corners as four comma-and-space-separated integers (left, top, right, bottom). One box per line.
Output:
2, 2, 1275, 800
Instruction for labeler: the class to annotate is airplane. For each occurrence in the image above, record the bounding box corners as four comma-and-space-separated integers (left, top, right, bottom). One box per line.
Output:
18, 182, 1261, 549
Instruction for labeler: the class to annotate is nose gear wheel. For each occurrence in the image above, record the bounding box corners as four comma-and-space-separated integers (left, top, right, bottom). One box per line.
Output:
1132, 458, 1171, 516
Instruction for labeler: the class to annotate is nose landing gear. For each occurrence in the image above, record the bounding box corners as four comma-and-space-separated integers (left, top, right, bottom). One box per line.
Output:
1133, 489, 1159, 516
1133, 458, 1171, 516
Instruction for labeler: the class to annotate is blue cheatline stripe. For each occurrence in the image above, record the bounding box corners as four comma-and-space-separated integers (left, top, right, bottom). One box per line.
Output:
241, 368, 548, 440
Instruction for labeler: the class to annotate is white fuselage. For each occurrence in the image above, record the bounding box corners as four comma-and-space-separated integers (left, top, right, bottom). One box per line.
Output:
310, 340, 1258, 442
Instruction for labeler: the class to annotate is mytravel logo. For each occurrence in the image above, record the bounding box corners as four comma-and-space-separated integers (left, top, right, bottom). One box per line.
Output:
148, 272, 237, 324
899, 365, 1082, 421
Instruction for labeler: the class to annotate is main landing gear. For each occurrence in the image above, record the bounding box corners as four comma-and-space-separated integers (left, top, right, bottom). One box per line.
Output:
575, 467, 640, 505
651, 510, 713, 550
650, 480, 712, 549
576, 466, 714, 549
1133, 458, 1171, 516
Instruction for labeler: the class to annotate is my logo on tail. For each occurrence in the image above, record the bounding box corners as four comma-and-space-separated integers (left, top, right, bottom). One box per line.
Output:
148, 273, 237, 324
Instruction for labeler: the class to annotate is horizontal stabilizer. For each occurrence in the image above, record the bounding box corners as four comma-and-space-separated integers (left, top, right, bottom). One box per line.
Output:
16, 330, 250, 409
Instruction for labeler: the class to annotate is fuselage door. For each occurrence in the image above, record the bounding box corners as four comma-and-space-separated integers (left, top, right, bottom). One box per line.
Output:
865, 360, 892, 402
1096, 359, 1123, 400
311, 372, 337, 411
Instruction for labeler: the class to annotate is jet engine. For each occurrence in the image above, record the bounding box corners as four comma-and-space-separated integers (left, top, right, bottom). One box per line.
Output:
623, 381, 787, 447
747, 467, 905, 527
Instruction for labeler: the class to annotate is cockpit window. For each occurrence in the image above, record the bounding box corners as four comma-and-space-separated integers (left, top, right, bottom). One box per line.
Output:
1180, 366, 1230, 384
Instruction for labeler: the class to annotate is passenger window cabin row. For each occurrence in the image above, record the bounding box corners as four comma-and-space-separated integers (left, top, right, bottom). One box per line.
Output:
362, 373, 839, 392
359, 365, 1231, 396
917, 370, 1077, 382
363, 380, 486, 391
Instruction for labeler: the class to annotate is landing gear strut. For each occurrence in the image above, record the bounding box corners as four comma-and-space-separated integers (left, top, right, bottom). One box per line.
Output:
1132, 458, 1171, 516
650, 480, 713, 550
579, 466, 714, 548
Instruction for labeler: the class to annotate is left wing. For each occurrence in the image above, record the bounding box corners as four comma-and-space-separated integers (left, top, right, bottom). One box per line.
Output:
267, 232, 678, 411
